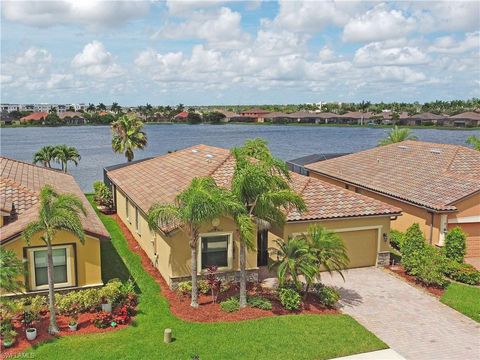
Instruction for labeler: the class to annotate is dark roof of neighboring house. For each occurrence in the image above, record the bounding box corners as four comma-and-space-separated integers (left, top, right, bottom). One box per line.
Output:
306, 140, 480, 211
0, 157, 109, 243
240, 108, 270, 114
409, 112, 444, 120
316, 112, 341, 119
20, 112, 48, 121
450, 112, 480, 120
338, 111, 373, 119
105, 145, 400, 234
287, 153, 350, 167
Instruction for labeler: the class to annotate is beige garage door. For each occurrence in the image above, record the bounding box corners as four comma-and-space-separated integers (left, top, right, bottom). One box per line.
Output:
339, 229, 378, 268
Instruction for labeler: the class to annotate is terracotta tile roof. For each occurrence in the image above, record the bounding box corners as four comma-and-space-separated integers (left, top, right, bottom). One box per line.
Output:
174, 111, 189, 118
240, 108, 270, 115
106, 145, 401, 233
450, 112, 480, 120
0, 157, 109, 243
20, 112, 48, 122
306, 140, 480, 211
409, 112, 444, 120
59, 111, 85, 119
338, 111, 373, 119
286, 111, 321, 118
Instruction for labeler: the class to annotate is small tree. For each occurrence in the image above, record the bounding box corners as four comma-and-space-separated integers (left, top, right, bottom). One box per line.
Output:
187, 112, 202, 124
0, 247, 24, 293
401, 223, 426, 272
444, 227, 467, 263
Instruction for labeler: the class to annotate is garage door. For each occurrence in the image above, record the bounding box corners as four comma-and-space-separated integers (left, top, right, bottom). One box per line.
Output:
338, 229, 378, 268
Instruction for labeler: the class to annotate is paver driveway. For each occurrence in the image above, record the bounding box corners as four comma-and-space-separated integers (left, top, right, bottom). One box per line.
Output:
321, 267, 480, 360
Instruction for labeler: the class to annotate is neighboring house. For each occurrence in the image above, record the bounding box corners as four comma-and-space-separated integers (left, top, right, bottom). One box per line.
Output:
263, 112, 292, 123
337, 112, 373, 125
214, 109, 240, 122
20, 112, 48, 123
105, 145, 401, 288
0, 157, 109, 294
305, 141, 480, 259
59, 111, 87, 125
407, 112, 444, 126
173, 111, 189, 122
286, 111, 322, 123
287, 153, 350, 176
238, 108, 270, 122
316, 112, 341, 124
447, 112, 480, 127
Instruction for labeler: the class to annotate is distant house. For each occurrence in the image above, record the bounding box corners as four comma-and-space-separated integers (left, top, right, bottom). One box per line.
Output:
316, 112, 341, 124
173, 111, 189, 122
263, 112, 291, 123
286, 111, 322, 124
407, 112, 444, 126
214, 109, 240, 122
287, 153, 350, 176
59, 111, 87, 125
337, 112, 372, 125
0, 111, 14, 125
239, 108, 270, 122
447, 112, 480, 128
20, 112, 48, 123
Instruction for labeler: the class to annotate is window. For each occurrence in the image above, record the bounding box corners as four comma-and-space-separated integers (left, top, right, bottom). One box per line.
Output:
28, 246, 73, 290
126, 198, 130, 221
200, 233, 232, 270
135, 207, 141, 234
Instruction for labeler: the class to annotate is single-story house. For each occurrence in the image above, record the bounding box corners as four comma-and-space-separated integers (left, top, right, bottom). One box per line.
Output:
105, 145, 401, 288
446, 112, 480, 128
238, 108, 270, 123
213, 109, 240, 122
407, 112, 444, 126
286, 111, 322, 124
20, 112, 48, 123
59, 111, 87, 125
0, 157, 109, 295
263, 112, 292, 123
337, 112, 373, 125
305, 141, 480, 260
173, 111, 189, 122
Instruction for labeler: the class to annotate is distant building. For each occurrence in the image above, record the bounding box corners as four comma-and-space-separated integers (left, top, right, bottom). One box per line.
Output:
20, 112, 48, 123
446, 112, 480, 127
173, 111, 189, 122
239, 108, 270, 122
59, 111, 87, 125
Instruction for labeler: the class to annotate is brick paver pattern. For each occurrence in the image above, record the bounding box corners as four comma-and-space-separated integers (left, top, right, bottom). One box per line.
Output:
322, 267, 480, 360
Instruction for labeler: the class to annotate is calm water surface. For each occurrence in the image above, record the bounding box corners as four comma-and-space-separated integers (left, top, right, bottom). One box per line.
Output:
1, 124, 478, 191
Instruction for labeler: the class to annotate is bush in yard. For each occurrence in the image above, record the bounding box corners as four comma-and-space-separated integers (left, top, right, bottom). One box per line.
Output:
278, 287, 301, 311
408, 246, 449, 288
447, 263, 480, 285
176, 280, 210, 296
220, 297, 240, 313
247, 296, 272, 310
93, 311, 113, 328
444, 227, 467, 263
311, 284, 340, 308
401, 224, 426, 272
389, 230, 404, 251
93, 181, 114, 209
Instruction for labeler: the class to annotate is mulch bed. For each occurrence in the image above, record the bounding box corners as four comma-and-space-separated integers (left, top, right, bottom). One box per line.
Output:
387, 265, 445, 297
0, 312, 129, 359
113, 214, 338, 322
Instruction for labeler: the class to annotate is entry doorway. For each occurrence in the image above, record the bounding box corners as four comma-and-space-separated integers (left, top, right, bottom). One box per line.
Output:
257, 230, 269, 266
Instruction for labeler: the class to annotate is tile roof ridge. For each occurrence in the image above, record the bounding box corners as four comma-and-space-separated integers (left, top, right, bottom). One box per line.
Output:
0, 156, 74, 177
444, 146, 461, 175
210, 150, 234, 177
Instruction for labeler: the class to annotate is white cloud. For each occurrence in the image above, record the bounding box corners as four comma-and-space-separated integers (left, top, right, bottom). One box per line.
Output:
165, 0, 227, 16
154, 7, 249, 49
46, 73, 74, 89
1, 0, 149, 28
71, 41, 123, 78
428, 31, 480, 54
343, 4, 416, 43
370, 66, 426, 84
413, 1, 480, 32
354, 42, 429, 66
254, 30, 309, 56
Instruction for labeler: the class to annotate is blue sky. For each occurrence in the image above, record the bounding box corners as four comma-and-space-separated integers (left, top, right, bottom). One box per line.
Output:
1, 0, 479, 105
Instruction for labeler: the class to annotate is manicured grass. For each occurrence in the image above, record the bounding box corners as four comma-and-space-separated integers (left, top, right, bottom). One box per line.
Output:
25, 196, 387, 359
441, 282, 480, 323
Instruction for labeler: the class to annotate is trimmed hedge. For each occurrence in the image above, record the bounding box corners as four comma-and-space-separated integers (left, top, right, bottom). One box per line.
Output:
444, 227, 467, 263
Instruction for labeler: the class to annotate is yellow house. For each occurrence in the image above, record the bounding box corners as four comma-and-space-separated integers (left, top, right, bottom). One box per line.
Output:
305, 140, 480, 264
105, 145, 401, 288
0, 157, 109, 294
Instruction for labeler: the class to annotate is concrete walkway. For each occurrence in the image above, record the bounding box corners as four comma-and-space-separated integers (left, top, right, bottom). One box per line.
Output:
333, 349, 405, 360
321, 267, 480, 360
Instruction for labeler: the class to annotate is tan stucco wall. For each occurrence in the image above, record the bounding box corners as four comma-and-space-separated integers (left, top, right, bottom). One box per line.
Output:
269, 216, 392, 268
448, 193, 480, 257
3, 230, 102, 293
115, 187, 258, 282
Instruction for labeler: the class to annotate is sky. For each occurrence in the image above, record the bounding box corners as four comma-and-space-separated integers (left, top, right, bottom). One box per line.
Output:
1, 0, 479, 106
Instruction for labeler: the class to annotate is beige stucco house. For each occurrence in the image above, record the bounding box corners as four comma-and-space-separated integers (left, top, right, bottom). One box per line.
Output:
306, 140, 480, 263
105, 145, 401, 288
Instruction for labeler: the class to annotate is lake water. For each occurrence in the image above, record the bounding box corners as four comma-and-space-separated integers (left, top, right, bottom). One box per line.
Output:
1, 124, 478, 191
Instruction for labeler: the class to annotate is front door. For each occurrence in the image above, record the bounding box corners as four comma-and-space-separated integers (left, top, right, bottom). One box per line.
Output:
257, 230, 269, 266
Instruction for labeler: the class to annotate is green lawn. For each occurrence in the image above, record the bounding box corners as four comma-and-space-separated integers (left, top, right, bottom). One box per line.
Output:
441, 282, 480, 322
25, 196, 386, 359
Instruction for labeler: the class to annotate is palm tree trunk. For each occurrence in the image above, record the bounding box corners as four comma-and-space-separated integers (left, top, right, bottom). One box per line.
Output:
64, 162, 68, 173
46, 242, 59, 334
190, 243, 199, 308
239, 238, 247, 308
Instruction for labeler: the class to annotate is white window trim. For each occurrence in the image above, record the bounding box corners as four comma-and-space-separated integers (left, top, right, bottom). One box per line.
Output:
27, 245, 74, 291
197, 232, 233, 273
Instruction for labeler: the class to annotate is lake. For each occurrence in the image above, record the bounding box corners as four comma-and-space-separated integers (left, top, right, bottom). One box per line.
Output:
1, 124, 478, 191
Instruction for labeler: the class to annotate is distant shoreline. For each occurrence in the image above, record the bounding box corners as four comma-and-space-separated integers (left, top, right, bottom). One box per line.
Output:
2, 122, 479, 131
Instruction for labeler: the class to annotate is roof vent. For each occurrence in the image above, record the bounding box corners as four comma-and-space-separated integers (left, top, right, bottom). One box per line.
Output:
398, 145, 408, 149
430, 149, 442, 154
192, 149, 199, 153
206, 154, 214, 159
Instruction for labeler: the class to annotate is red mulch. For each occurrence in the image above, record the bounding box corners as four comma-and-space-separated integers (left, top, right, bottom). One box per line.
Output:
0, 312, 129, 359
388, 265, 445, 297
112, 214, 338, 323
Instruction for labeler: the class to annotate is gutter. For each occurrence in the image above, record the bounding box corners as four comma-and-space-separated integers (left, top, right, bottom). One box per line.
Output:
286, 212, 402, 224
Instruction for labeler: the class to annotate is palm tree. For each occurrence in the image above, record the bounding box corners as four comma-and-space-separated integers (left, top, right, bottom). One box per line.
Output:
0, 247, 24, 293
53, 145, 81, 173
97, 103, 107, 111
111, 102, 121, 114
33, 145, 56, 168
147, 177, 252, 308
111, 115, 148, 162
299, 225, 349, 297
466, 135, 480, 151
23, 185, 86, 334
270, 237, 317, 290
378, 126, 417, 146
231, 138, 306, 307
87, 103, 95, 112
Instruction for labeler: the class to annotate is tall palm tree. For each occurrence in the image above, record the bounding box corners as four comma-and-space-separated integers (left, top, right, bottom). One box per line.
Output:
87, 103, 95, 112
299, 225, 349, 297
111, 102, 121, 114
23, 185, 86, 334
231, 138, 306, 307
97, 103, 107, 111
111, 115, 148, 162
466, 135, 480, 151
33, 145, 56, 168
147, 177, 253, 308
54, 145, 81, 173
378, 126, 417, 146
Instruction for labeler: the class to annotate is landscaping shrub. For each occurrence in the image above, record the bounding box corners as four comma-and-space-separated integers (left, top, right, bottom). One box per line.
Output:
311, 284, 340, 308
176, 280, 209, 296
100, 279, 123, 305
220, 297, 240, 313
112, 305, 130, 325
444, 227, 467, 263
93, 311, 114, 328
408, 246, 449, 288
247, 296, 272, 310
278, 287, 301, 311
389, 230, 405, 251
446, 263, 480, 286
401, 224, 426, 272
93, 181, 114, 209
